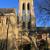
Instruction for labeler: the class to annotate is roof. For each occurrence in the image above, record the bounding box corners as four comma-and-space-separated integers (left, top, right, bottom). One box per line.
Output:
0, 8, 16, 15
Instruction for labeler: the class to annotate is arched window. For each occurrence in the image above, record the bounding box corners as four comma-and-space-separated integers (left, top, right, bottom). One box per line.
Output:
22, 22, 25, 29
27, 3, 30, 10
22, 3, 25, 10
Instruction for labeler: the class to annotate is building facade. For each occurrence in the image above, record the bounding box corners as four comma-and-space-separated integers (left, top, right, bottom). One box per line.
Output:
0, 0, 36, 50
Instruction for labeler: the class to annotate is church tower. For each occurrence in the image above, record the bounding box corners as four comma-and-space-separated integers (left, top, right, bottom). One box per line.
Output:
18, 0, 35, 30
18, 0, 34, 16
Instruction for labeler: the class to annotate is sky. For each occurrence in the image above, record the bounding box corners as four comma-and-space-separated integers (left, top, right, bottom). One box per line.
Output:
34, 0, 50, 27
0, 0, 18, 11
0, 0, 50, 27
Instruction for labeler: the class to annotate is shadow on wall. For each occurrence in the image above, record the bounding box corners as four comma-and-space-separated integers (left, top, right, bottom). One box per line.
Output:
0, 39, 7, 50
0, 39, 17, 50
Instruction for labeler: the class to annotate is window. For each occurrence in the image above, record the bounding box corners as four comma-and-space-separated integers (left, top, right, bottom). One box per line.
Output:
0, 17, 1, 23
22, 3, 25, 10
28, 21, 31, 29
22, 22, 25, 29
27, 3, 30, 10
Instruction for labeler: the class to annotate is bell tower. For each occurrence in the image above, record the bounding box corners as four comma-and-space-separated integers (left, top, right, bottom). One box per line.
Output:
18, 0, 35, 30
18, 0, 34, 16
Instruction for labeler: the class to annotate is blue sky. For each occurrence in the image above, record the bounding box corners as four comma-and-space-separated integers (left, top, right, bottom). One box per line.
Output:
0, 0, 18, 11
0, 0, 50, 27
34, 0, 50, 27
